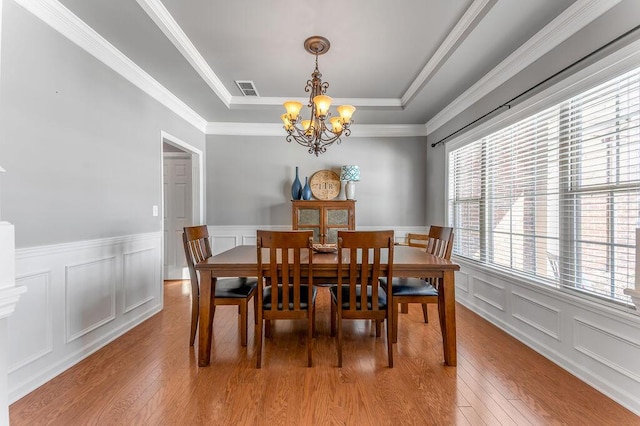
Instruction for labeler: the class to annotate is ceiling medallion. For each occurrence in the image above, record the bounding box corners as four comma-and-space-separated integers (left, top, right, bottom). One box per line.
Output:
281, 36, 356, 156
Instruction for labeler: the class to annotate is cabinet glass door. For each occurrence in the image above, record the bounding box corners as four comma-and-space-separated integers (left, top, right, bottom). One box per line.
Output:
298, 208, 321, 243
327, 209, 348, 226
299, 227, 320, 242
325, 208, 349, 244
298, 209, 320, 225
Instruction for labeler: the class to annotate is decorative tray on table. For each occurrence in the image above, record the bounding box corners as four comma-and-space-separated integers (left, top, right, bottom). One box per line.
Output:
312, 243, 338, 253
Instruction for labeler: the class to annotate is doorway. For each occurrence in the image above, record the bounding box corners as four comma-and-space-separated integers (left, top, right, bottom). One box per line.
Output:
161, 132, 204, 280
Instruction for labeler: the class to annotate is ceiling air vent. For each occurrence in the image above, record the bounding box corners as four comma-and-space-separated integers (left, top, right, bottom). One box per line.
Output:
235, 80, 259, 97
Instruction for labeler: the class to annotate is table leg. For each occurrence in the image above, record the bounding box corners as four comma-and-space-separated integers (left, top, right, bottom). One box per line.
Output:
198, 271, 216, 367
438, 270, 457, 366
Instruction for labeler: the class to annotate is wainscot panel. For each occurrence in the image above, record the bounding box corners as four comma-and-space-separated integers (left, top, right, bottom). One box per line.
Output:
8, 233, 162, 403
454, 257, 640, 416
472, 276, 505, 312
455, 270, 469, 293
512, 291, 561, 341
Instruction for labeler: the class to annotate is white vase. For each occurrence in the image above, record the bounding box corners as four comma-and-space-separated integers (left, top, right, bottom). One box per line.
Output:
345, 181, 356, 200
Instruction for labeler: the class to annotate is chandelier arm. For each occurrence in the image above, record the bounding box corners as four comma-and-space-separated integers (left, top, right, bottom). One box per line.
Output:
320, 135, 341, 146
319, 126, 341, 142
286, 123, 316, 145
287, 133, 315, 148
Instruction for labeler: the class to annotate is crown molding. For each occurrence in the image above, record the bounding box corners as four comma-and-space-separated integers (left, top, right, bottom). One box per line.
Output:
206, 123, 282, 136
15, 0, 621, 138
426, 0, 622, 135
135, 0, 232, 107
228, 96, 403, 110
205, 122, 427, 138
401, 0, 496, 106
348, 124, 428, 138
14, 0, 208, 132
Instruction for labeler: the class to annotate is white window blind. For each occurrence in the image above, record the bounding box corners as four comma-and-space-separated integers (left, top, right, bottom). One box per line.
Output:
448, 67, 640, 306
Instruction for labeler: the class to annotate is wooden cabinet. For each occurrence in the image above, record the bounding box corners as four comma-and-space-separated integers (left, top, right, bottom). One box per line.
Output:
292, 200, 356, 244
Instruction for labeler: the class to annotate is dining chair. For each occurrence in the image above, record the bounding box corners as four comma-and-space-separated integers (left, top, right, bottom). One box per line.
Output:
255, 230, 316, 368
182, 225, 257, 346
398, 232, 429, 313
330, 230, 395, 368
383, 225, 454, 343
405, 232, 429, 248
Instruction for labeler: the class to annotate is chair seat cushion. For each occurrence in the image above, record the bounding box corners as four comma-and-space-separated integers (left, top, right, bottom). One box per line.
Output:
380, 277, 438, 297
329, 285, 388, 310
262, 285, 317, 310
215, 277, 257, 298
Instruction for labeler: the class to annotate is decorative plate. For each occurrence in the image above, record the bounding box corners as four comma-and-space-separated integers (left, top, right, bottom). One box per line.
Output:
312, 243, 338, 253
309, 170, 341, 200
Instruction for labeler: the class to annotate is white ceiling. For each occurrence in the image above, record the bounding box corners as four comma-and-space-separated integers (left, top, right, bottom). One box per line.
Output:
51, 0, 590, 131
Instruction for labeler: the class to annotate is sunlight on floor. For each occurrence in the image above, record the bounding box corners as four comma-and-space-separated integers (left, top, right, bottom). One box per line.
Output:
181, 280, 191, 296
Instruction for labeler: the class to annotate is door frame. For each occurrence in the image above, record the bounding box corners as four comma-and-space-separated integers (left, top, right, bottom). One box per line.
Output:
160, 131, 204, 280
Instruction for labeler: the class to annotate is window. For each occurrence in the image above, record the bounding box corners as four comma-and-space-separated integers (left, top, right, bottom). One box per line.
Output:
448, 67, 640, 306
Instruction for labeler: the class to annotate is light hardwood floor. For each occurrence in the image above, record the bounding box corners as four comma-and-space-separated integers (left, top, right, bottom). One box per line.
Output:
10, 280, 639, 425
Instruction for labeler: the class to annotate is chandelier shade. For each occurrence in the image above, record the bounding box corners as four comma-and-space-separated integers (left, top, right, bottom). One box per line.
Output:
281, 36, 355, 156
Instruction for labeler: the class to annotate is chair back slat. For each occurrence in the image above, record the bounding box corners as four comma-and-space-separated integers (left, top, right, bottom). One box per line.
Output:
183, 226, 212, 261
182, 225, 213, 290
426, 226, 454, 260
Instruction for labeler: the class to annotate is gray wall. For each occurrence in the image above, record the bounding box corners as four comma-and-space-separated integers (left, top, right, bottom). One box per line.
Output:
0, 1, 205, 248
206, 134, 427, 226
425, 0, 640, 226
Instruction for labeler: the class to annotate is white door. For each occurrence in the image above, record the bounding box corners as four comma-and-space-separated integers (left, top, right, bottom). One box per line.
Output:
163, 154, 192, 279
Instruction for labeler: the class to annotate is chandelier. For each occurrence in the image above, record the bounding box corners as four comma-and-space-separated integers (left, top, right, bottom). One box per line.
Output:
281, 36, 356, 156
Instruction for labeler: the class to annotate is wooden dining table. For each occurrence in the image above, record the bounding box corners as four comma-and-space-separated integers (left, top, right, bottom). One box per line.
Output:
194, 244, 460, 367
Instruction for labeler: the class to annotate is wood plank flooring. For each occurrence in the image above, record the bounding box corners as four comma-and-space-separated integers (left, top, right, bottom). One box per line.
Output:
10, 280, 639, 425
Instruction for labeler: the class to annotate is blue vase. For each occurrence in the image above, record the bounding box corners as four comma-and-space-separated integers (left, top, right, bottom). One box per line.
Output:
291, 166, 302, 200
302, 177, 312, 200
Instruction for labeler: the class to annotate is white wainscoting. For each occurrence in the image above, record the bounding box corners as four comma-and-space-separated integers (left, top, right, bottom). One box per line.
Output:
454, 258, 640, 416
7, 232, 162, 403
